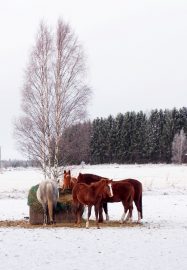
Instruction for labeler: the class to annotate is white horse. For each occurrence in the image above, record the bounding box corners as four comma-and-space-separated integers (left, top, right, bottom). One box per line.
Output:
36, 180, 59, 225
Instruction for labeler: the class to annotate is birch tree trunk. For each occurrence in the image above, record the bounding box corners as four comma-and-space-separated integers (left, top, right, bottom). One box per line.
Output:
172, 129, 187, 164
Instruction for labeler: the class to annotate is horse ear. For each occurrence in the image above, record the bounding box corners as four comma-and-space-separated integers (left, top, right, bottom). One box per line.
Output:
64, 170, 66, 174
68, 170, 71, 176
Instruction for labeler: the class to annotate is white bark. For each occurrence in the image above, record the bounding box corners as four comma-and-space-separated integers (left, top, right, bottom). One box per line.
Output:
14, 19, 91, 180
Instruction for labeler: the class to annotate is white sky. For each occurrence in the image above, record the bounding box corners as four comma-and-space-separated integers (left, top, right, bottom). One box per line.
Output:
0, 0, 187, 159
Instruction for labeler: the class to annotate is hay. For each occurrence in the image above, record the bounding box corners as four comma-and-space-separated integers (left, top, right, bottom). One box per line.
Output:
0, 219, 144, 228
27, 185, 74, 214
27, 184, 84, 224
27, 184, 43, 213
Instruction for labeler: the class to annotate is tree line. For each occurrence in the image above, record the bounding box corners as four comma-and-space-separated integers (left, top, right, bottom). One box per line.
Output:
60, 107, 187, 165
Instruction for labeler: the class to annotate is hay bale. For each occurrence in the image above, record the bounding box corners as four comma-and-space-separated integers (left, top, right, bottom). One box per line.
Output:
28, 185, 77, 225
28, 184, 43, 213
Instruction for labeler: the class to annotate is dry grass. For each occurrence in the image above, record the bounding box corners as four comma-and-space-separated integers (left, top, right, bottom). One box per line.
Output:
0, 219, 144, 229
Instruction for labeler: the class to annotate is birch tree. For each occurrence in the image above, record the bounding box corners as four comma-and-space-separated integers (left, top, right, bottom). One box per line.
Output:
14, 19, 91, 180
171, 129, 187, 164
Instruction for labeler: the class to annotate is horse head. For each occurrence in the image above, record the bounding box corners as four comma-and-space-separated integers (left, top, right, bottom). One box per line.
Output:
101, 178, 113, 198
63, 170, 76, 189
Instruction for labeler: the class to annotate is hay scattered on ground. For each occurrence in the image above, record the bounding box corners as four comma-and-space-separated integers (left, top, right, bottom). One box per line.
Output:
0, 219, 144, 229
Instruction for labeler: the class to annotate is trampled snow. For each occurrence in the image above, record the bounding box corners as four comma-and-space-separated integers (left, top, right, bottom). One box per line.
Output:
0, 164, 187, 270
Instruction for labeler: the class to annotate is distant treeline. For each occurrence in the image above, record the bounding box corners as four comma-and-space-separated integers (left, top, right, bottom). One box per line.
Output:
1, 159, 39, 168
2, 107, 187, 167
59, 107, 187, 165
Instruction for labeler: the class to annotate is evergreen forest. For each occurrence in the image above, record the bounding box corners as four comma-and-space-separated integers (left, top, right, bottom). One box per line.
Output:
60, 107, 187, 165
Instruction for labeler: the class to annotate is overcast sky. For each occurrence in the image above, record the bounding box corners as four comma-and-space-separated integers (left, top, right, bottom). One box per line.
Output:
0, 0, 187, 159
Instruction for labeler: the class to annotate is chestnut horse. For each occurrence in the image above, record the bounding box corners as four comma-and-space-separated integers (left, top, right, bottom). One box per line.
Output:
72, 178, 113, 228
102, 181, 135, 223
77, 173, 143, 223
60, 170, 77, 190
77, 173, 108, 222
118, 179, 143, 222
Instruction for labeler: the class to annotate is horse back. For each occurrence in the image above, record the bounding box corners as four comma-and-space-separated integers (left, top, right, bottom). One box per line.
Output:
77, 173, 104, 184
119, 179, 142, 199
105, 181, 134, 203
72, 180, 106, 205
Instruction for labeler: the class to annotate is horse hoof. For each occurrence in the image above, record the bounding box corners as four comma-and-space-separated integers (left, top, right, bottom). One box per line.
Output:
106, 214, 109, 221
74, 223, 81, 228
126, 219, 132, 224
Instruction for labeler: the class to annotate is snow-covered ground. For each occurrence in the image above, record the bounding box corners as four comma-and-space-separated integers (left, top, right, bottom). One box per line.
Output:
0, 164, 187, 270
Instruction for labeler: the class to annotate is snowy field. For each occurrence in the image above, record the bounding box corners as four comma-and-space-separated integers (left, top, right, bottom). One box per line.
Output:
0, 164, 187, 270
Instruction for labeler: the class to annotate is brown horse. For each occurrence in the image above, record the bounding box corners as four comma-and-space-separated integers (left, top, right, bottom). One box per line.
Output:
117, 179, 143, 222
72, 178, 113, 228
102, 181, 135, 223
77, 173, 108, 222
77, 173, 143, 223
60, 170, 77, 190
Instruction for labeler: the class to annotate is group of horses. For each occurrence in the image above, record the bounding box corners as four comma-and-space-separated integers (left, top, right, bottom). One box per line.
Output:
36, 170, 143, 229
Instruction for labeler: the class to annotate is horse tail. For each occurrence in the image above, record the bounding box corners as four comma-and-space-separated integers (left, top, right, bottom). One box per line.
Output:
130, 186, 135, 208
46, 182, 58, 224
136, 182, 143, 219
139, 192, 143, 219
48, 199, 53, 223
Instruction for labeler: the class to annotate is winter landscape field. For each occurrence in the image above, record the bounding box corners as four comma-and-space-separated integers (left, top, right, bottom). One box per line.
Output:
0, 163, 187, 270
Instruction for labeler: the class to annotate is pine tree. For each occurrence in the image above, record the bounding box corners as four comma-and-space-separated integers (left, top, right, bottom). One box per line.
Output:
146, 109, 161, 162
105, 115, 117, 163
132, 111, 147, 163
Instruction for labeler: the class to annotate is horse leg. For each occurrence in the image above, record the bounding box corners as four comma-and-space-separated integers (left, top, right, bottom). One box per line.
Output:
133, 199, 141, 223
48, 200, 54, 224
77, 210, 81, 227
74, 203, 81, 227
94, 204, 100, 229
120, 201, 133, 224
124, 210, 130, 222
103, 202, 109, 221
125, 195, 134, 223
135, 194, 143, 223
120, 209, 128, 224
98, 204, 104, 223
53, 205, 57, 224
86, 205, 92, 229
98, 202, 109, 222
128, 203, 133, 223
43, 204, 48, 225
